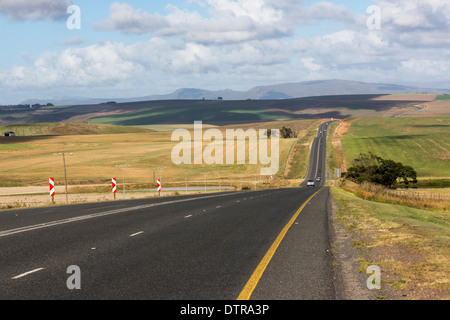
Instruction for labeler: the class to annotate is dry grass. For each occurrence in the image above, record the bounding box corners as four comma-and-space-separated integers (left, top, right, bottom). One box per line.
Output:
398, 101, 450, 117
370, 94, 437, 101
331, 186, 450, 300
338, 181, 450, 212
0, 120, 320, 191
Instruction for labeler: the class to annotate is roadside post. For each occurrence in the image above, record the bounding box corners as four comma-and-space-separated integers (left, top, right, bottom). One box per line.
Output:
49, 177, 55, 204
157, 179, 161, 196
112, 178, 117, 200
156, 167, 165, 196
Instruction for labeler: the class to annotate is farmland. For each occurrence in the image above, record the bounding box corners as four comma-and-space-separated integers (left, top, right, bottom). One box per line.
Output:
0, 94, 438, 126
0, 122, 153, 136
331, 117, 450, 179
0, 120, 319, 192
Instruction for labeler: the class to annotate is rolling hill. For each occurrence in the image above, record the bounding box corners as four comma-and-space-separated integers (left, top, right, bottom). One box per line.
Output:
1, 94, 442, 126
21, 79, 449, 106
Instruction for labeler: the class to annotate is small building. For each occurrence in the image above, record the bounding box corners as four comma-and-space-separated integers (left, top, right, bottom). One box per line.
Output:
3, 132, 16, 137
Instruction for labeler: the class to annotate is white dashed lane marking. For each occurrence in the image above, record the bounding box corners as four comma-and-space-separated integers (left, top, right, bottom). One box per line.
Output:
12, 268, 44, 280
129, 231, 144, 237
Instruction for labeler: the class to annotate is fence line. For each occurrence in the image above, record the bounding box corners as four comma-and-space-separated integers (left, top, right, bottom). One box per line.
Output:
387, 189, 450, 201
0, 176, 274, 208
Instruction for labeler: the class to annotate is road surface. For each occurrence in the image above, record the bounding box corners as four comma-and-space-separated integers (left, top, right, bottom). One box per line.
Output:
0, 121, 336, 300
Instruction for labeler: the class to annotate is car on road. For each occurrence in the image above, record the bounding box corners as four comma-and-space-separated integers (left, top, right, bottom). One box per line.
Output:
316, 177, 321, 182
307, 179, 315, 187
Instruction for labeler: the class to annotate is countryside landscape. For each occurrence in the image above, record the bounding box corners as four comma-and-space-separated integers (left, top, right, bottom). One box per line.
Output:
0, 0, 448, 308
1, 90, 449, 301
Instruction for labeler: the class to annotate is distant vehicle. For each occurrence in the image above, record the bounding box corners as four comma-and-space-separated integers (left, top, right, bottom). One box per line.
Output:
307, 179, 315, 187
316, 177, 321, 182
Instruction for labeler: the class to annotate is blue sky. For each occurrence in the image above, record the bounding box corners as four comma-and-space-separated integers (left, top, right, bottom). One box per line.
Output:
0, 0, 449, 104
0, 0, 369, 66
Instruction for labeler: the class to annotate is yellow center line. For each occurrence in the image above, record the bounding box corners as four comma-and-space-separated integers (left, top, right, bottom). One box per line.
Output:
237, 187, 325, 300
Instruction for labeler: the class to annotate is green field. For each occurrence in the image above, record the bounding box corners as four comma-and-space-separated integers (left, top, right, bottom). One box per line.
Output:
435, 95, 450, 101
340, 117, 450, 178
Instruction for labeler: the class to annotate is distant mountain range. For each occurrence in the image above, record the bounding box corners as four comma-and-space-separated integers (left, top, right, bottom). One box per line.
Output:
22, 79, 449, 106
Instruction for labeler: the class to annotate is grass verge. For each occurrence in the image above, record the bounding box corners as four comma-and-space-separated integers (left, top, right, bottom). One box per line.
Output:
339, 180, 450, 212
330, 186, 450, 300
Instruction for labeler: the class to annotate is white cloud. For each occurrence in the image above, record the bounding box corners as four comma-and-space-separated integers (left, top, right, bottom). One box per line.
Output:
279, 0, 355, 23
0, 42, 147, 90
0, 35, 294, 96
95, 2, 169, 34
0, 0, 73, 21
358, 0, 450, 48
95, 1, 291, 43
375, 0, 450, 29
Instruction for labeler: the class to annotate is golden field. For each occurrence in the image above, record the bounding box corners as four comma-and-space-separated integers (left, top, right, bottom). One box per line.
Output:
0, 119, 321, 206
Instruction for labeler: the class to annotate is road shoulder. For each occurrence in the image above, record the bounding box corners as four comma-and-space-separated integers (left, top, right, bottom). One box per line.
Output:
328, 191, 378, 300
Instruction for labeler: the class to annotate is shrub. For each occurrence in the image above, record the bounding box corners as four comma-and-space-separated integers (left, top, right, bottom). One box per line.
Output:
345, 152, 417, 188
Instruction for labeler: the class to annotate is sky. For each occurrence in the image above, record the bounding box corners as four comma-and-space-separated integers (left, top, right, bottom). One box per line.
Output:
0, 0, 449, 104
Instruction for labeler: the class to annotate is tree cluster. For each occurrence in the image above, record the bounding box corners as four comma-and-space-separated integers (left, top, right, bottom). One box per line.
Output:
265, 127, 294, 138
280, 126, 293, 138
345, 152, 417, 188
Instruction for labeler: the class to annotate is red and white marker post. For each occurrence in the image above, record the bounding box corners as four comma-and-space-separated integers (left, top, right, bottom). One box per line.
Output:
157, 179, 161, 196
49, 177, 55, 203
112, 178, 117, 200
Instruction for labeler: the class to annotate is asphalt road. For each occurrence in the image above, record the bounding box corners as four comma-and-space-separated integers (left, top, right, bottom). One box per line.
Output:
303, 120, 331, 186
0, 121, 336, 300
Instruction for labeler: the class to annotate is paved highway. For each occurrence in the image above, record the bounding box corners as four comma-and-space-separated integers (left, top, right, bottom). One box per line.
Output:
0, 121, 335, 300
303, 121, 331, 187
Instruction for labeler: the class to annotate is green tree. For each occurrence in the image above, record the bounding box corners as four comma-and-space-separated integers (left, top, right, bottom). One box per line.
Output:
345, 152, 417, 188
280, 126, 293, 138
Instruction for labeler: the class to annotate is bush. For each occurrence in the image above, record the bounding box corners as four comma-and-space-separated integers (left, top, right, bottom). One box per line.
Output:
345, 152, 417, 188
280, 126, 293, 138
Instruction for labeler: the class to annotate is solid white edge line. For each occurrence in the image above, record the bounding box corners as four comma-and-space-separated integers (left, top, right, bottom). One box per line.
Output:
12, 268, 44, 280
